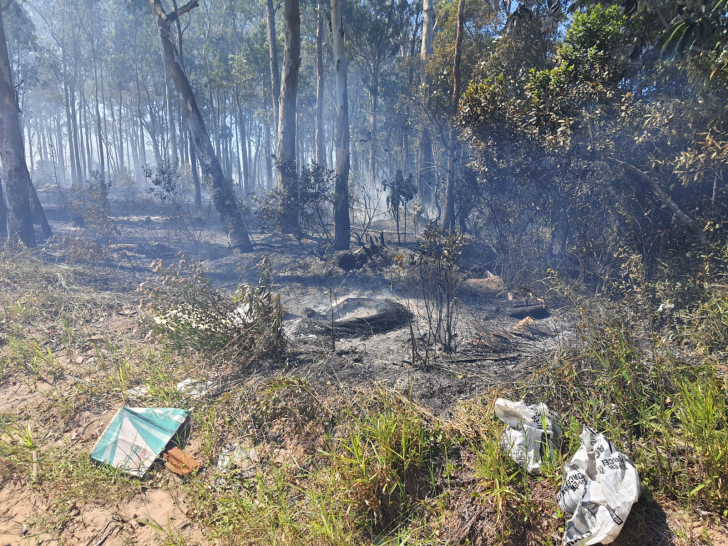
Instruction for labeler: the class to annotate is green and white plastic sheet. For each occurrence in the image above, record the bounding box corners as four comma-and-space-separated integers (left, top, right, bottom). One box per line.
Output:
90, 407, 189, 477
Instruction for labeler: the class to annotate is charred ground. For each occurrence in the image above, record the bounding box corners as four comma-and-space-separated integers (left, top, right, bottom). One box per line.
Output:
1, 197, 727, 545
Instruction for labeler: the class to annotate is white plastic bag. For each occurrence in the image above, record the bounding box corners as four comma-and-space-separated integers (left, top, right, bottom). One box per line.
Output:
558, 427, 641, 546
495, 398, 562, 474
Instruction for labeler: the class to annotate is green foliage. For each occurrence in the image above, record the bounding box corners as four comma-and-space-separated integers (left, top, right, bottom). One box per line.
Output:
384, 170, 416, 244
558, 5, 630, 83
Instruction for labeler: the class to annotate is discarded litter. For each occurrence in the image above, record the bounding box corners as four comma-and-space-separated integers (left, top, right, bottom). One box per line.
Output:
176, 378, 214, 399
164, 446, 201, 476
217, 443, 258, 478
90, 407, 189, 477
495, 398, 562, 474
557, 427, 640, 546
126, 385, 150, 400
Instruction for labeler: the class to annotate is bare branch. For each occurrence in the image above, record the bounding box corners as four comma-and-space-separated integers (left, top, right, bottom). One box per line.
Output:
0, 0, 14, 13
606, 157, 707, 246
168, 0, 199, 23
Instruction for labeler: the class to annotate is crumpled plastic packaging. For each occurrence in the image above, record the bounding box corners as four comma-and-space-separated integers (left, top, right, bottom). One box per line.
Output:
495, 398, 562, 474
558, 427, 641, 546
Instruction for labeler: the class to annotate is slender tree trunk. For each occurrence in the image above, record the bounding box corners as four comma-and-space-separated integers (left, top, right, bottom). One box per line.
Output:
81, 88, 91, 177
369, 68, 378, 188
266, 0, 281, 132
138, 116, 147, 168
100, 58, 113, 176
234, 89, 250, 194
315, 0, 326, 166
165, 75, 178, 167
418, 129, 434, 205
418, 0, 435, 207
442, 0, 465, 231
26, 123, 34, 179
331, 0, 350, 250
55, 115, 66, 185
0, 174, 6, 236
0, 7, 36, 245
119, 84, 125, 172
276, 0, 301, 233
171, 0, 188, 169
39, 118, 47, 163
265, 121, 273, 190
190, 140, 201, 208
420, 0, 435, 68
91, 47, 105, 182
148, 0, 252, 250
69, 78, 83, 184
62, 55, 77, 186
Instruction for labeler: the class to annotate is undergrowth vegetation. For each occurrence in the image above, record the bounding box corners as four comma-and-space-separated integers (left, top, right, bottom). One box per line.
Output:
0, 245, 726, 544
139, 254, 284, 360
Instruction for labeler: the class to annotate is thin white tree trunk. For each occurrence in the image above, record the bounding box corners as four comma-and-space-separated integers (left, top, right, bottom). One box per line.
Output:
276, 0, 301, 233
331, 0, 350, 250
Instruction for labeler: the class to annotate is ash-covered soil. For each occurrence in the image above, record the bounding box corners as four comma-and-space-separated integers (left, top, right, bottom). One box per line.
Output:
39, 196, 569, 414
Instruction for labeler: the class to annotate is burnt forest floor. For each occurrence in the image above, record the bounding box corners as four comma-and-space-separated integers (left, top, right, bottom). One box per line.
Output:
1, 193, 727, 545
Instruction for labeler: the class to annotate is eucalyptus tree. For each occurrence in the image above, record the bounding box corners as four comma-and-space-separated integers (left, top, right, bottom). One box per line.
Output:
314, 0, 325, 166
0, 0, 40, 244
276, 0, 301, 233
417, 0, 435, 205
441, 0, 466, 231
331, 0, 350, 249
347, 0, 409, 188
147, 0, 253, 250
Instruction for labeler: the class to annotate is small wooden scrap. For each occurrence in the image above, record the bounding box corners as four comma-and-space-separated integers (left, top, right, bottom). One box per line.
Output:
164, 447, 201, 476
511, 317, 556, 338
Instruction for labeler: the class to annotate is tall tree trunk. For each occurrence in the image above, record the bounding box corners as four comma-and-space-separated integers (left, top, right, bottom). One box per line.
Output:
171, 0, 188, 169
119, 84, 125, 172
190, 140, 201, 208
276, 0, 301, 233
234, 89, 250, 194
26, 123, 34, 179
315, 0, 326, 166
62, 55, 77, 186
148, 0, 252, 250
69, 78, 83, 184
368, 68, 378, 188
91, 46, 105, 182
39, 118, 47, 163
331, 0, 350, 250
442, 0, 465, 231
0, 7, 36, 245
420, 0, 435, 68
165, 75, 178, 167
81, 88, 91, 178
100, 58, 113, 176
55, 115, 66, 185
418, 130, 434, 205
138, 116, 147, 168
0, 174, 6, 236
418, 0, 435, 207
265, 121, 273, 190
266, 0, 281, 132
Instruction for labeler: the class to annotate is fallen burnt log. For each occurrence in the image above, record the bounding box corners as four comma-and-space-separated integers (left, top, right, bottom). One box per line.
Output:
312, 298, 412, 338
508, 304, 550, 320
